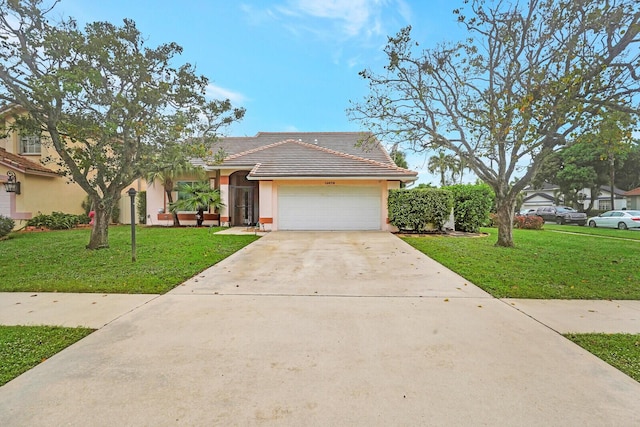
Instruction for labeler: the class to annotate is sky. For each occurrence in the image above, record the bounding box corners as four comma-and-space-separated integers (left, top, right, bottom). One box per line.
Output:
58, 0, 472, 185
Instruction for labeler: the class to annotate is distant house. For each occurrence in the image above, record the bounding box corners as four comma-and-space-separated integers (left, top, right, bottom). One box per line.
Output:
521, 183, 627, 212
146, 132, 418, 231
623, 187, 640, 210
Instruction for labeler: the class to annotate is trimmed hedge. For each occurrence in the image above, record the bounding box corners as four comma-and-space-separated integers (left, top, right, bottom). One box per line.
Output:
388, 188, 453, 232
0, 215, 14, 238
446, 184, 495, 233
26, 212, 89, 230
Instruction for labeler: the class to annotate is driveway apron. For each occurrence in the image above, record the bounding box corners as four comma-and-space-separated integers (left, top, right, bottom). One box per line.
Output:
1, 231, 638, 426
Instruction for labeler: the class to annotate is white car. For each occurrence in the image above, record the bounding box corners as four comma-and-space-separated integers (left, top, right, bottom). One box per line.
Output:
587, 210, 640, 230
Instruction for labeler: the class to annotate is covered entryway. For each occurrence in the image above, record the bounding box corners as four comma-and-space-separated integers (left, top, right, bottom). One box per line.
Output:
229, 171, 259, 226
277, 185, 381, 230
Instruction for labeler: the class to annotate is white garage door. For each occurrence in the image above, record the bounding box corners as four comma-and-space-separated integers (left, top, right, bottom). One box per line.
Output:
278, 185, 381, 230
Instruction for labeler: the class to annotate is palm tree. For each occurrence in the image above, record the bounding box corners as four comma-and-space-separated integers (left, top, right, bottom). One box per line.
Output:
146, 158, 204, 226
427, 150, 457, 187
169, 182, 225, 224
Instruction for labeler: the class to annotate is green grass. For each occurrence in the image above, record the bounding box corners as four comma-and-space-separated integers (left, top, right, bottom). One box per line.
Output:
565, 333, 640, 382
544, 224, 640, 240
403, 227, 640, 299
0, 226, 259, 294
0, 325, 94, 386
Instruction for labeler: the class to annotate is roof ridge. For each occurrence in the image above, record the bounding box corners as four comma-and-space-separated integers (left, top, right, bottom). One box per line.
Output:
223, 140, 291, 160
291, 140, 414, 173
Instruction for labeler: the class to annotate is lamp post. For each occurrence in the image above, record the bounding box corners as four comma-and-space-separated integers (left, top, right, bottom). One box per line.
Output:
127, 188, 137, 262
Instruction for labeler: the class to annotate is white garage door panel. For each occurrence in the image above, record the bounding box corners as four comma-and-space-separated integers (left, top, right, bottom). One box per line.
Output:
278, 185, 381, 230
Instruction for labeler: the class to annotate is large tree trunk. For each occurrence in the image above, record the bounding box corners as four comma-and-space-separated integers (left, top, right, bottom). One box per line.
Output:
494, 196, 516, 248
87, 204, 111, 249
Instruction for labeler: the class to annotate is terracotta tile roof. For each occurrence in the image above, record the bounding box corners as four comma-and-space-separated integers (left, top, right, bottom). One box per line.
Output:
195, 132, 417, 181
0, 147, 59, 176
624, 187, 640, 196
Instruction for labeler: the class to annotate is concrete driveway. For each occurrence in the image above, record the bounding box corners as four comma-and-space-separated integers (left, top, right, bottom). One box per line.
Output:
1, 231, 639, 426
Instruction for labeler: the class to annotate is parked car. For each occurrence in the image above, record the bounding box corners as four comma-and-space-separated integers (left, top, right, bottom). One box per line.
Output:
587, 210, 640, 230
533, 206, 587, 225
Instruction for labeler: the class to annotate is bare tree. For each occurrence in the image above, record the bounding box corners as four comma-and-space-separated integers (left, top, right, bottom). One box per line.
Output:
349, 0, 640, 246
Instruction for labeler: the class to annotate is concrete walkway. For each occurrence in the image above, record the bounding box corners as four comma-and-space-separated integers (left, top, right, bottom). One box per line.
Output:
1, 231, 639, 426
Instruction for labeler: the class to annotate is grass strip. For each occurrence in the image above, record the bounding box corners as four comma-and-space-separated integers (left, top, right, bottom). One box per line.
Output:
564, 333, 640, 382
543, 224, 640, 240
0, 325, 94, 386
403, 228, 640, 299
0, 226, 259, 294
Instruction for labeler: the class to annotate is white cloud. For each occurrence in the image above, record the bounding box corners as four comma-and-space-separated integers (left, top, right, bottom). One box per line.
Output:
206, 84, 248, 105
243, 0, 412, 43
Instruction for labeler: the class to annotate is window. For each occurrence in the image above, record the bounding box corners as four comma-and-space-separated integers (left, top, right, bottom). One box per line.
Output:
20, 135, 41, 154
599, 200, 612, 211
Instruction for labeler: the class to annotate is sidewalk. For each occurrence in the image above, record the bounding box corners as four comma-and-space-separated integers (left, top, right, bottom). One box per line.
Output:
0, 293, 159, 329
1, 293, 638, 334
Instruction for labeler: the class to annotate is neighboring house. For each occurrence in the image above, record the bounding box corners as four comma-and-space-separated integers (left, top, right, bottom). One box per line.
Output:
521, 182, 627, 212
0, 105, 86, 228
0, 104, 144, 228
623, 187, 640, 210
146, 132, 418, 231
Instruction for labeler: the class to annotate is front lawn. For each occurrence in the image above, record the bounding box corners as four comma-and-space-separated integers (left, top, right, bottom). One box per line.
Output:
0, 325, 94, 386
0, 226, 259, 294
565, 333, 640, 382
403, 227, 640, 299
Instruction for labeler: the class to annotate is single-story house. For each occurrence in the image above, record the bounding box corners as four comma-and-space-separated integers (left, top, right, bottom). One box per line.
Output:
146, 132, 418, 231
623, 187, 640, 210
521, 182, 627, 212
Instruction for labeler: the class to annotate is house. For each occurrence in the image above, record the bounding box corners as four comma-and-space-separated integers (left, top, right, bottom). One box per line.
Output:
146, 132, 418, 231
0, 104, 144, 228
0, 105, 87, 228
521, 182, 627, 212
623, 187, 640, 210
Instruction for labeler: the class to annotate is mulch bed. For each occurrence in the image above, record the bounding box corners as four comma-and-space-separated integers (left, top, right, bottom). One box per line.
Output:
395, 230, 489, 238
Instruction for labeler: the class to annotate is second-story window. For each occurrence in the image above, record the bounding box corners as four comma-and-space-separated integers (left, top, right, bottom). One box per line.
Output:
20, 134, 41, 154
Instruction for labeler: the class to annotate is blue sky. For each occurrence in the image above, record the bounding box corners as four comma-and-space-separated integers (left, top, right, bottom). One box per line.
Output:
60, 0, 470, 184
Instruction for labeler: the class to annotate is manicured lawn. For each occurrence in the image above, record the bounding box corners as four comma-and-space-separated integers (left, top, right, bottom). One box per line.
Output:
403, 227, 640, 299
0, 325, 94, 386
0, 226, 259, 294
565, 333, 640, 382
544, 224, 640, 240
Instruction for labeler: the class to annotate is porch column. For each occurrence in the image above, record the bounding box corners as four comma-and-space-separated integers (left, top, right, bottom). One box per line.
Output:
219, 175, 230, 226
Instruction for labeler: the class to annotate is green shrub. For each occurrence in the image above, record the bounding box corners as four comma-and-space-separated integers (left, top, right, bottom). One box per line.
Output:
26, 212, 84, 230
81, 196, 92, 216
388, 188, 453, 232
110, 204, 120, 224
0, 215, 14, 238
137, 190, 147, 224
446, 184, 494, 233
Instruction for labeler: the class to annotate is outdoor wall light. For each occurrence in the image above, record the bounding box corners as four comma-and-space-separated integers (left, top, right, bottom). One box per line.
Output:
4, 171, 20, 194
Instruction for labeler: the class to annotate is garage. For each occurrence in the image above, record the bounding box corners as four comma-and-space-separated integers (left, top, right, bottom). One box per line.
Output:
278, 185, 382, 230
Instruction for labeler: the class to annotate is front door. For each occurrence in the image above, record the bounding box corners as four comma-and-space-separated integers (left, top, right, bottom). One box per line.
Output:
233, 187, 253, 225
